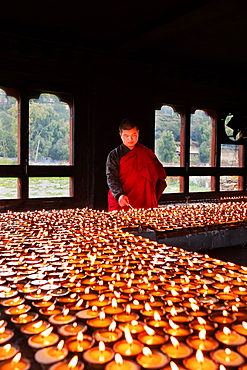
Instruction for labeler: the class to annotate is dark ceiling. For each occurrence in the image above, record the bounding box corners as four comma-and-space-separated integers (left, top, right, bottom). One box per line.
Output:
1, 0, 247, 78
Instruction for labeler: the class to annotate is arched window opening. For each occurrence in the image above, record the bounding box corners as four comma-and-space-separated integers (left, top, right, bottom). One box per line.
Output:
155, 105, 181, 168
29, 93, 71, 166
190, 109, 213, 167
0, 88, 18, 165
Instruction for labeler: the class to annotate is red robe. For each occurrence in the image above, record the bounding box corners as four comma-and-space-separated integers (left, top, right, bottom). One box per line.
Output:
108, 143, 166, 211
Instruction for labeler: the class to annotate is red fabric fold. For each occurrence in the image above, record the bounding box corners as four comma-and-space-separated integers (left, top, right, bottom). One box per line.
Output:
108, 143, 166, 211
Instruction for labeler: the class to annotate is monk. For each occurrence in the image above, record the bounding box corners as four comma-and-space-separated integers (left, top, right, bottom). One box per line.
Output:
106, 118, 167, 211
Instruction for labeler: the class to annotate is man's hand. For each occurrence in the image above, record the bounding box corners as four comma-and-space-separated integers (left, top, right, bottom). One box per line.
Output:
118, 194, 130, 207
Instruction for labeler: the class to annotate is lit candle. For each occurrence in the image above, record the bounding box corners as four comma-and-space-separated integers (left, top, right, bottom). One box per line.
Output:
208, 310, 236, 327
136, 347, 169, 369
118, 321, 145, 336
48, 355, 85, 370
24, 288, 47, 301
49, 308, 76, 326
113, 305, 139, 323
57, 322, 87, 338
0, 352, 31, 370
189, 317, 217, 336
65, 299, 86, 314
186, 329, 219, 352
1, 296, 25, 307
35, 339, 68, 366
161, 360, 187, 370
211, 347, 245, 367
4, 303, 31, 316
113, 328, 143, 357
145, 311, 168, 330
140, 303, 163, 318
233, 321, 247, 336
28, 326, 59, 349
39, 303, 63, 317
93, 321, 123, 344
167, 307, 194, 324
82, 340, 114, 368
105, 353, 140, 370
0, 287, 17, 299
87, 311, 113, 329
161, 336, 193, 360
137, 325, 168, 348
103, 298, 125, 315
215, 326, 246, 347
183, 349, 217, 370
76, 306, 99, 320
65, 331, 94, 353
0, 344, 19, 361
41, 279, 61, 291
21, 319, 51, 336
164, 320, 193, 341
0, 327, 14, 344
10, 312, 39, 327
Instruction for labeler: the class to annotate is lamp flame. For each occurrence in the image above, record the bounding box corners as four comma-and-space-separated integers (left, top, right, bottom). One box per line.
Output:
57, 340, 64, 351
196, 349, 204, 363
3, 344, 11, 352
11, 353, 21, 365
41, 327, 53, 337
223, 327, 231, 335
199, 329, 206, 340
124, 328, 133, 344
170, 361, 179, 370
68, 355, 78, 369
99, 341, 105, 351
144, 326, 155, 336
170, 336, 179, 349
109, 321, 116, 331
115, 353, 123, 365
99, 311, 105, 320
242, 321, 247, 329
143, 347, 152, 356
197, 317, 206, 325
169, 320, 179, 330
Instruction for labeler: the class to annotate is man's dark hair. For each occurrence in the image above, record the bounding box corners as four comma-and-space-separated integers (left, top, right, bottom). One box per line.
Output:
119, 118, 138, 133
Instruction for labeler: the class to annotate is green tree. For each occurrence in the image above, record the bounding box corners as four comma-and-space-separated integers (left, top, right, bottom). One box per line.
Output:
156, 130, 176, 162
199, 141, 210, 163
0, 94, 18, 159
29, 94, 70, 162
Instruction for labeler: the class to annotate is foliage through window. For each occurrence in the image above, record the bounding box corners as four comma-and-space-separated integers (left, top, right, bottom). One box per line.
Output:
190, 110, 212, 167
0, 89, 18, 165
29, 93, 71, 165
155, 106, 181, 167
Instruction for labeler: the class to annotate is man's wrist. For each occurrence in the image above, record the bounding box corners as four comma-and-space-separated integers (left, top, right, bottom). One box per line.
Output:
116, 193, 125, 201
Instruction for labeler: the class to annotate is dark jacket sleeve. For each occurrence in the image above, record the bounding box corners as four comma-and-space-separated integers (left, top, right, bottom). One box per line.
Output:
106, 149, 125, 200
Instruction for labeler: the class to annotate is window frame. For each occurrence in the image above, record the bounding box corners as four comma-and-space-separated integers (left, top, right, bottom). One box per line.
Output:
0, 86, 79, 210
156, 104, 247, 203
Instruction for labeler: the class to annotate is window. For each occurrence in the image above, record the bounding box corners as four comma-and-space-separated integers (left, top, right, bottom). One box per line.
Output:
190, 110, 213, 167
220, 144, 244, 167
189, 176, 214, 193
155, 106, 181, 167
0, 89, 18, 165
29, 93, 71, 165
0, 178, 19, 199
29, 177, 71, 198
220, 176, 243, 192
0, 87, 74, 206
155, 103, 245, 201
165, 176, 183, 193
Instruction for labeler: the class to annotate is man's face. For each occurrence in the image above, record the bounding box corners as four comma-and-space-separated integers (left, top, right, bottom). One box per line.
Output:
120, 128, 139, 150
